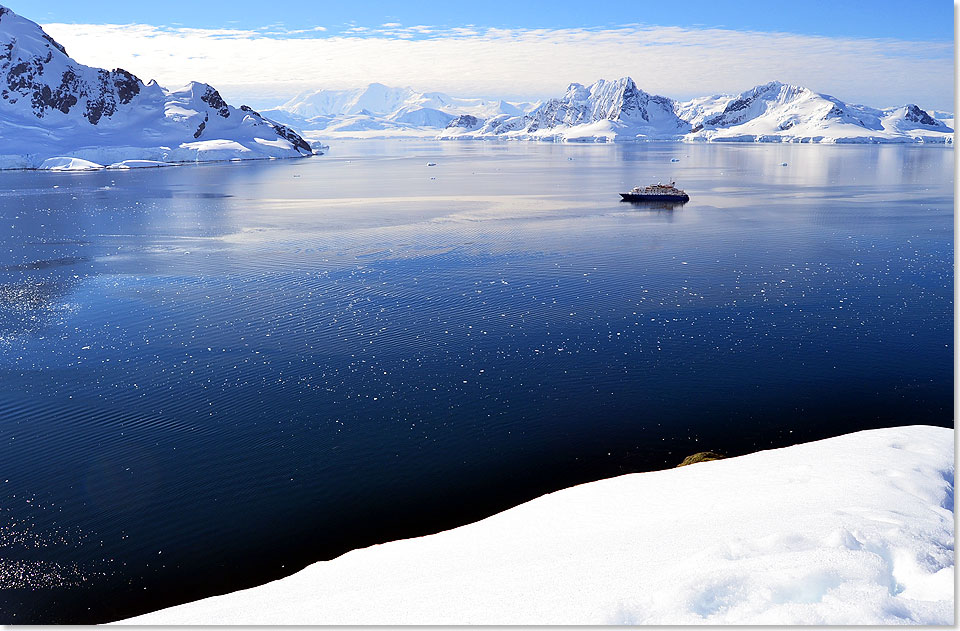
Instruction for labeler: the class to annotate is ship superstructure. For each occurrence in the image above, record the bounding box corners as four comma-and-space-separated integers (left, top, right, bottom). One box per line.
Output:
619, 182, 689, 202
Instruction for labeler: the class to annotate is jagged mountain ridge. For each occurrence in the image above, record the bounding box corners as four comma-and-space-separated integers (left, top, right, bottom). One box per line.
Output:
0, 4, 314, 169
673, 81, 950, 142
275, 78, 950, 144
434, 78, 689, 141
525, 78, 689, 135
438, 78, 951, 142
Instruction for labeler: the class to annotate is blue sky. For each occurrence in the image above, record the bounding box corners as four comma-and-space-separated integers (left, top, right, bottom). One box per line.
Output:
11, 0, 954, 110
14, 0, 955, 41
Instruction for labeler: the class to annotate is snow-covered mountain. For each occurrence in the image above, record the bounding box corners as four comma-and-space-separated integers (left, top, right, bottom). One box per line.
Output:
273, 77, 951, 144
526, 78, 689, 136
264, 83, 540, 139
440, 77, 690, 141
3, 0, 947, 157
441, 78, 951, 143
277, 83, 538, 120
279, 83, 418, 118
0, 5, 314, 169
675, 81, 952, 143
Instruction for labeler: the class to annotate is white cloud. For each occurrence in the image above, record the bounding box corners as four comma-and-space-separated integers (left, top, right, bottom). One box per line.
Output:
265, 26, 328, 35
40, 22, 953, 110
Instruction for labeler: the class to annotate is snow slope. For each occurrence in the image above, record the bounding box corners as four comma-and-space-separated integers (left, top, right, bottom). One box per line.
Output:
442, 79, 952, 143
440, 78, 686, 142
119, 425, 954, 625
495, 77, 689, 142
677, 81, 953, 144
279, 83, 537, 120
265, 83, 538, 138
270, 83, 538, 139
0, 4, 314, 169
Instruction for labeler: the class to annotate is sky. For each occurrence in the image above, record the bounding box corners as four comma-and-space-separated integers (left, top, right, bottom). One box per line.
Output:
5, 0, 955, 110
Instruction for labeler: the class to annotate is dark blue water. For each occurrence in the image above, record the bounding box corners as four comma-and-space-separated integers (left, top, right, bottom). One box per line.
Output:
0, 141, 952, 622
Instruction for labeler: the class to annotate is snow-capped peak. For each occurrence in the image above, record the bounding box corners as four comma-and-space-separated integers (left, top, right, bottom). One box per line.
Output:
0, 5, 68, 58
0, 3, 314, 168
525, 76, 688, 136
899, 103, 947, 128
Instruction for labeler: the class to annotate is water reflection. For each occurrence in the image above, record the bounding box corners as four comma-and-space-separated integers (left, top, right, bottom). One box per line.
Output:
620, 199, 688, 211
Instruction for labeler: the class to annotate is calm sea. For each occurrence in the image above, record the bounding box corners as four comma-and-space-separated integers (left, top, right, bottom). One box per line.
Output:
0, 141, 952, 622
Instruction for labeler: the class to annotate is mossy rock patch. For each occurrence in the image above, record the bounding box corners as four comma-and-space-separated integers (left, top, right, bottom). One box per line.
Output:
677, 451, 725, 467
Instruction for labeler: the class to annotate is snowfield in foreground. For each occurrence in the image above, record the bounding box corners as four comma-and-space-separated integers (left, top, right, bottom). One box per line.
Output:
120, 425, 954, 625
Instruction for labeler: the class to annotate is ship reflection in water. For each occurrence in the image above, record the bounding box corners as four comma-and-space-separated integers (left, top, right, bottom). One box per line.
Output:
621, 199, 688, 211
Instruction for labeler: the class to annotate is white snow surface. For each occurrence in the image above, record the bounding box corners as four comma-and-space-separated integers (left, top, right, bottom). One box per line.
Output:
120, 425, 954, 625
37, 156, 103, 171
279, 82, 538, 120
677, 82, 953, 144
273, 78, 953, 144
0, 5, 314, 169
269, 83, 539, 140
106, 159, 175, 169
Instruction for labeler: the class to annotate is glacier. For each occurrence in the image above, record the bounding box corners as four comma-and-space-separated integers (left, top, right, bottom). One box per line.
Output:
0, 5, 315, 170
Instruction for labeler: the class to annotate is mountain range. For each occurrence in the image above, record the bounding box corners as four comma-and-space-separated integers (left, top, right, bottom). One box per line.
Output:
259, 84, 539, 139
0, 4, 314, 170
276, 78, 952, 144
0, 2, 952, 170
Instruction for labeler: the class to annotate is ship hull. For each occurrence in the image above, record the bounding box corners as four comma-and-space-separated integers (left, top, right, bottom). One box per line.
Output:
619, 193, 689, 202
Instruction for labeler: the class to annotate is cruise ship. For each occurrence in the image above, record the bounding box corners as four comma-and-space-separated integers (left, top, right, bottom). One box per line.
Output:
619, 182, 689, 202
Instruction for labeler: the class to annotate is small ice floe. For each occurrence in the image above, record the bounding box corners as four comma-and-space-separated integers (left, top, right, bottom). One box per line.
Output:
670, 158, 680, 162
39, 157, 104, 171
106, 160, 173, 169
426, 162, 437, 167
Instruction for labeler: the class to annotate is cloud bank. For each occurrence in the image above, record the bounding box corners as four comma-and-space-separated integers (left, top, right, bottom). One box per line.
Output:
40, 22, 953, 110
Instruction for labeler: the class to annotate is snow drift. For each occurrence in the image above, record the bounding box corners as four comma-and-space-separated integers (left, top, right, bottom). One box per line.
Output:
0, 5, 315, 169
119, 425, 954, 625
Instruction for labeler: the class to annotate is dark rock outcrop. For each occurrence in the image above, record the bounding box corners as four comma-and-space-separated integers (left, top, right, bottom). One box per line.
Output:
201, 86, 230, 118
677, 452, 725, 467
904, 104, 941, 127
446, 114, 479, 128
